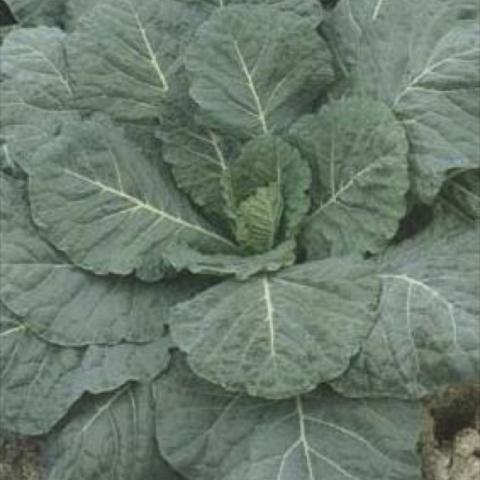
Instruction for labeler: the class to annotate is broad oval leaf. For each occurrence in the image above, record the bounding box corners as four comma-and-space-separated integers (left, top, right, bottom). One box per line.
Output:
153, 356, 422, 480
291, 97, 409, 260
332, 212, 480, 399
0, 304, 171, 435
170, 257, 380, 399
46, 384, 181, 480
25, 118, 236, 281
68, 0, 211, 121
186, 5, 334, 138
0, 174, 204, 346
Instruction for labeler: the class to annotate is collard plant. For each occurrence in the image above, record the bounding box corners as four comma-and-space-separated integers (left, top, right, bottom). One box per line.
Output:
0, 0, 479, 478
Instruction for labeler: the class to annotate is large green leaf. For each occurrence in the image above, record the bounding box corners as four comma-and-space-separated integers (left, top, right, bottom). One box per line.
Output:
46, 384, 181, 480
0, 174, 204, 346
0, 304, 171, 435
186, 5, 334, 138
0, 28, 79, 171
170, 257, 379, 399
68, 0, 210, 121
332, 213, 480, 399
3, 0, 66, 26
154, 356, 422, 480
324, 0, 480, 202
291, 97, 409, 259
25, 118, 236, 281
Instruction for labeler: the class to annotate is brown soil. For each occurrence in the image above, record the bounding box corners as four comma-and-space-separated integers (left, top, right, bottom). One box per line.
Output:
0, 434, 44, 480
421, 384, 480, 480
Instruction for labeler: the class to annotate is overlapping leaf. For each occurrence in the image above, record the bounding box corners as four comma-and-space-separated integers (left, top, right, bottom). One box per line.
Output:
24, 118, 236, 281
332, 213, 480, 399
291, 97, 409, 259
46, 384, 182, 480
0, 174, 206, 345
154, 356, 422, 480
323, 0, 480, 202
186, 5, 334, 138
0, 304, 171, 435
170, 257, 379, 398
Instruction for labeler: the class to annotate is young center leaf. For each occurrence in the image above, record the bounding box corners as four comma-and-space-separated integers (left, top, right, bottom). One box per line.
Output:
291, 97, 409, 260
24, 117, 236, 281
169, 257, 380, 399
234, 183, 284, 253
154, 355, 422, 480
332, 211, 480, 399
45, 384, 182, 480
230, 135, 312, 240
186, 5, 334, 138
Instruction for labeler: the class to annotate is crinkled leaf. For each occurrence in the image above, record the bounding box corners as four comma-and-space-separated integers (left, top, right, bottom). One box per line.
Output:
166, 240, 296, 280
326, 0, 480, 202
25, 118, 236, 281
46, 384, 181, 480
170, 258, 379, 399
3, 0, 65, 26
68, 0, 210, 121
440, 169, 480, 220
0, 174, 204, 346
154, 355, 422, 480
332, 213, 480, 399
231, 135, 311, 239
186, 5, 334, 138
235, 183, 284, 253
0, 305, 171, 435
291, 97, 409, 259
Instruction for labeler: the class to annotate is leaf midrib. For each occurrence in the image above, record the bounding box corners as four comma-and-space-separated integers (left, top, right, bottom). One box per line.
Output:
62, 168, 234, 247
